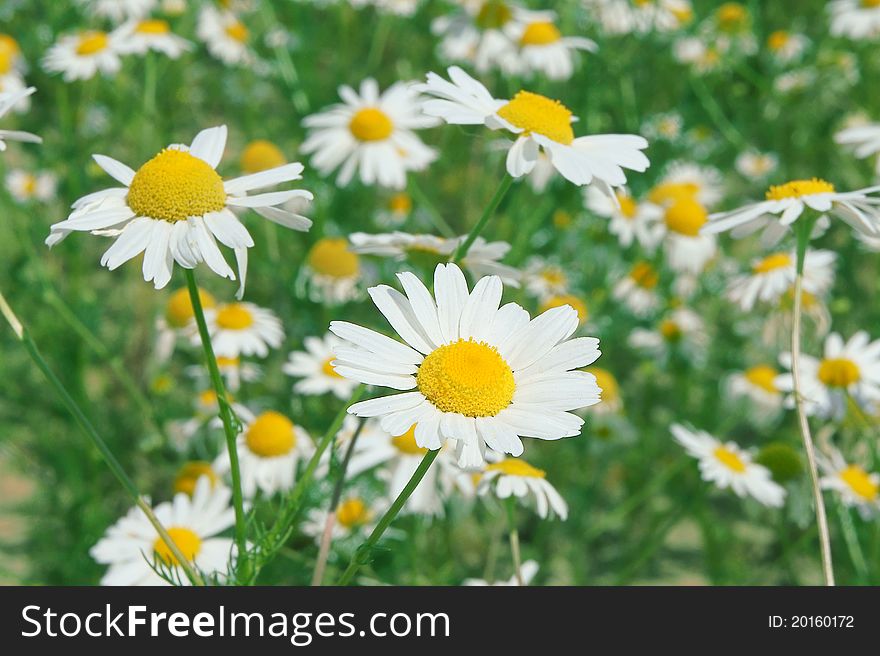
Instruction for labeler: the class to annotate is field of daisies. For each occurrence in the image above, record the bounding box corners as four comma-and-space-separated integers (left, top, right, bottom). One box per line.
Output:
2, 0, 880, 587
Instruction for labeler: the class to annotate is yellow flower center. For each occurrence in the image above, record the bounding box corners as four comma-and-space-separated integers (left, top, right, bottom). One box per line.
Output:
308, 237, 360, 278
497, 91, 575, 145
198, 389, 219, 408
128, 148, 226, 222
476, 0, 512, 30
336, 498, 371, 528
539, 267, 567, 287
752, 252, 792, 274
744, 365, 778, 394
417, 339, 515, 417
716, 3, 747, 30
240, 139, 286, 173
225, 21, 249, 43
863, 0, 880, 8
648, 181, 700, 206
765, 178, 835, 201
714, 446, 747, 473
486, 458, 546, 478
153, 527, 201, 566
136, 19, 171, 35
391, 425, 428, 455
216, 355, 239, 368
165, 287, 216, 328
817, 358, 861, 388
659, 319, 682, 341
76, 31, 109, 56
245, 411, 296, 457
670, 6, 694, 22
540, 294, 588, 324
553, 209, 572, 228
388, 192, 413, 214
664, 198, 708, 236
520, 21, 562, 46
767, 30, 790, 51
173, 461, 218, 496
349, 107, 394, 142
840, 465, 878, 501
321, 356, 343, 378
585, 366, 619, 403
215, 303, 254, 330
617, 193, 638, 219
22, 174, 37, 195
630, 262, 659, 289
0, 34, 18, 74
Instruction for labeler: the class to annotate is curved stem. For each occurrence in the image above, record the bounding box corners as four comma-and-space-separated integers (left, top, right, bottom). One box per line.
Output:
505, 497, 524, 586
451, 174, 514, 263
183, 269, 248, 578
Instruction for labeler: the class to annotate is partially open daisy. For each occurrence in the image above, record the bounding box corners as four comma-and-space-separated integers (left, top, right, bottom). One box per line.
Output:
671, 424, 786, 507
5, 169, 57, 203
330, 263, 602, 467
303, 237, 363, 304
829, 0, 880, 40
766, 30, 808, 63
463, 560, 539, 586
726, 249, 835, 312
77, 0, 157, 22
819, 447, 880, 517
703, 178, 880, 243
613, 261, 661, 317
651, 196, 717, 274
0, 86, 40, 151
302, 78, 438, 190
835, 121, 880, 175
510, 18, 597, 81
214, 408, 314, 499
418, 66, 649, 189
776, 331, 880, 419
585, 185, 662, 250
283, 333, 360, 400
114, 18, 193, 58
90, 477, 236, 586
200, 301, 284, 359
42, 30, 123, 82
728, 364, 783, 412
629, 307, 707, 357
46, 125, 312, 296
735, 151, 779, 180
196, 6, 253, 66
478, 457, 568, 519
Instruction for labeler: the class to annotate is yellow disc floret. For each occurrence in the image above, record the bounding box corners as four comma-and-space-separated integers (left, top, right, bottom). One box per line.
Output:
153, 527, 201, 566
336, 498, 371, 528
321, 356, 343, 378
862, 0, 880, 7
76, 31, 109, 55
391, 425, 428, 455
476, 0, 512, 30
630, 262, 659, 289
486, 458, 546, 478
520, 21, 562, 46
0, 34, 19, 74
744, 365, 778, 394
540, 294, 588, 324
173, 461, 218, 496
767, 31, 790, 51
388, 192, 413, 214
840, 465, 878, 501
417, 339, 515, 417
136, 19, 171, 34
752, 252, 791, 274
663, 198, 708, 236
128, 148, 227, 222
648, 181, 700, 206
496, 91, 575, 145
349, 108, 394, 142
617, 193, 638, 219
584, 366, 619, 404
716, 3, 748, 31
308, 237, 360, 278
817, 358, 860, 388
245, 411, 296, 457
166, 287, 216, 328
225, 20, 249, 43
765, 178, 835, 201
240, 139, 286, 173
215, 303, 255, 330
714, 446, 747, 473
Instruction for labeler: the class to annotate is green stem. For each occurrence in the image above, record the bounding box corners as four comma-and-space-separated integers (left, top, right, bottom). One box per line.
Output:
0, 290, 203, 586
505, 497, 524, 586
689, 76, 749, 151
836, 502, 868, 581
337, 449, 440, 585
407, 178, 456, 237
183, 269, 248, 578
451, 175, 514, 263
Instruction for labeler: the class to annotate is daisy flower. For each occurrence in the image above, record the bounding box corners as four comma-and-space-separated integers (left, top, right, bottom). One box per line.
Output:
114, 18, 193, 59
522, 257, 569, 300
671, 424, 786, 507
173, 461, 220, 497
835, 121, 880, 175
612, 261, 661, 317
197, 6, 253, 66
735, 151, 779, 180
418, 66, 650, 189
725, 249, 835, 312
649, 162, 724, 208
728, 364, 783, 412
651, 197, 717, 275
586, 0, 693, 36
829, 0, 880, 40
766, 30, 808, 63
819, 448, 880, 518
510, 18, 597, 81
153, 286, 216, 363
42, 30, 123, 82
479, 457, 568, 519
641, 112, 684, 142
77, 0, 157, 21
5, 169, 57, 203
585, 185, 662, 250
673, 36, 723, 74
463, 560, 539, 586
703, 178, 880, 243
303, 237, 363, 304
583, 366, 622, 414
90, 477, 237, 586
46, 125, 312, 296
0, 34, 24, 80
200, 301, 284, 359
330, 262, 602, 467
302, 495, 379, 545
0, 86, 41, 151
301, 78, 438, 190
776, 331, 880, 420
283, 333, 360, 400
376, 192, 415, 227
629, 307, 707, 357
214, 409, 314, 499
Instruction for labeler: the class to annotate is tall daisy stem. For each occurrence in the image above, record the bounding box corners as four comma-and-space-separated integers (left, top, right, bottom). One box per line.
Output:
183, 269, 248, 578
0, 289, 203, 586
451, 174, 514, 263
505, 497, 524, 586
792, 221, 835, 586
337, 449, 440, 585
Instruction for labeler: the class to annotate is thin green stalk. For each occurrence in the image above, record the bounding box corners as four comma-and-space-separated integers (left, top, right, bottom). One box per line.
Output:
337, 449, 440, 585
407, 178, 456, 237
0, 290, 203, 585
183, 269, 248, 578
505, 497, 524, 586
689, 76, 749, 151
836, 502, 868, 581
450, 174, 514, 263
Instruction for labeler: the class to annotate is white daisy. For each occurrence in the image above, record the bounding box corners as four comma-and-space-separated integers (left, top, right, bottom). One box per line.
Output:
766, 30, 808, 63
77, 0, 157, 21
375, 192, 415, 228
463, 560, 539, 586
0, 34, 25, 80
418, 66, 650, 189
651, 197, 717, 275
629, 307, 707, 357
673, 36, 722, 74
671, 423, 786, 507
301, 78, 438, 190
114, 18, 193, 59
819, 448, 880, 518
586, 0, 693, 36
725, 249, 835, 312
835, 122, 880, 175
829, 0, 880, 40
522, 257, 569, 300
214, 408, 314, 499
173, 461, 220, 497
302, 237, 363, 304
329, 262, 602, 468
776, 331, 880, 420
5, 169, 57, 203
478, 457, 568, 519
42, 30, 123, 82
196, 6, 253, 66
641, 112, 684, 142
735, 151, 779, 180
509, 18, 597, 81
649, 162, 724, 208
585, 185, 662, 250
283, 333, 360, 400
728, 364, 783, 412
301, 495, 379, 545
0, 86, 40, 150
89, 477, 237, 586
612, 261, 661, 317
200, 301, 284, 359
46, 125, 312, 297
703, 178, 880, 244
